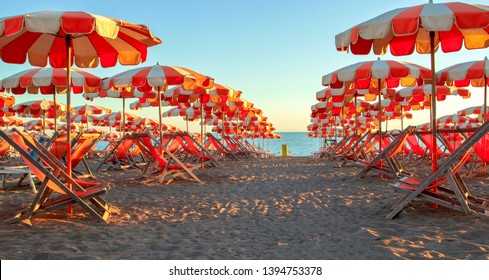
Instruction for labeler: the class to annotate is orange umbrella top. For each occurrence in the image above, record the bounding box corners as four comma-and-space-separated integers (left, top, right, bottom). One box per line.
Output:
0, 11, 162, 68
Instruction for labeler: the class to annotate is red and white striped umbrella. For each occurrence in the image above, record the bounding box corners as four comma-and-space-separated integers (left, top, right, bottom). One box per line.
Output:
323, 58, 431, 150
0, 11, 161, 184
0, 92, 15, 107
11, 100, 69, 117
102, 64, 214, 92
336, 2, 489, 56
71, 115, 100, 125
437, 57, 489, 121
335, 1, 489, 174
58, 123, 82, 132
398, 85, 470, 102
73, 104, 111, 116
0, 11, 161, 67
0, 116, 23, 127
0, 67, 100, 94
96, 111, 140, 127
23, 119, 55, 131
457, 105, 489, 117
101, 64, 214, 140
322, 59, 431, 90
0, 67, 101, 129
437, 114, 478, 125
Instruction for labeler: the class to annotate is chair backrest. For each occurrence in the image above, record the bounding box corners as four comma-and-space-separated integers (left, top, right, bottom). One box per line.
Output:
71, 133, 102, 168
405, 134, 427, 156
49, 132, 80, 159
474, 134, 489, 162
0, 139, 10, 156
1, 130, 63, 193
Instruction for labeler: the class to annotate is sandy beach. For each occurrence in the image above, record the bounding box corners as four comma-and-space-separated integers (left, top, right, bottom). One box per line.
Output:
0, 156, 488, 260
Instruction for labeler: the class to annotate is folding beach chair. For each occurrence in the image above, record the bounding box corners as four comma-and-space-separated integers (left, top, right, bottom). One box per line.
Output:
174, 132, 223, 167
70, 132, 103, 178
387, 121, 489, 219
95, 134, 139, 171
48, 132, 82, 161
204, 133, 239, 161
356, 126, 416, 178
0, 138, 12, 159
0, 128, 112, 225
131, 132, 202, 184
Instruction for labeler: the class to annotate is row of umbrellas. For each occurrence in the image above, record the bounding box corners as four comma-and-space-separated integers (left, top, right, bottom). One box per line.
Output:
308, 1, 489, 174
0, 11, 280, 148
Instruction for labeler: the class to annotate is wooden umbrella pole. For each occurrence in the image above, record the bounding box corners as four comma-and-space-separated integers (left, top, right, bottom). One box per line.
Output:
401, 107, 404, 131
355, 95, 358, 135
122, 98, 126, 137
484, 76, 487, 123
158, 88, 163, 143
430, 31, 438, 173
200, 99, 204, 141
65, 36, 73, 214
53, 92, 57, 131
378, 78, 382, 153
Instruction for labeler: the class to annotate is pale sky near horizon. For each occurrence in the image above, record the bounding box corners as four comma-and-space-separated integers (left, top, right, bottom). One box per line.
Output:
0, 0, 487, 133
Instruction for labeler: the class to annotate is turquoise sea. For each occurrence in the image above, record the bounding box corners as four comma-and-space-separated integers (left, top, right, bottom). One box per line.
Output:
95, 132, 324, 157
250, 132, 323, 157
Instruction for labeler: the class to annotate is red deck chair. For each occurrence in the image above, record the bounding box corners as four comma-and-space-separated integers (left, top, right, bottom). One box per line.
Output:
95, 135, 138, 171
131, 132, 202, 184
0, 128, 111, 225
388, 122, 489, 219
356, 126, 415, 178
0, 139, 11, 159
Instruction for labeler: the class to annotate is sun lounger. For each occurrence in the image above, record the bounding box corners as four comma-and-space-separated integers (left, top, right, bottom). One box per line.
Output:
0, 128, 112, 225
387, 121, 489, 219
204, 133, 239, 161
356, 126, 415, 178
95, 135, 139, 171
0, 138, 12, 159
130, 132, 202, 184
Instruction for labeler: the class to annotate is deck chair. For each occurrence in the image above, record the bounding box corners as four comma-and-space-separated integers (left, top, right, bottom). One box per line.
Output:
387, 121, 489, 219
204, 133, 239, 161
336, 132, 368, 161
0, 128, 111, 225
175, 132, 223, 167
0, 138, 12, 159
356, 126, 416, 178
48, 132, 82, 161
71, 132, 103, 178
131, 132, 202, 184
95, 135, 138, 171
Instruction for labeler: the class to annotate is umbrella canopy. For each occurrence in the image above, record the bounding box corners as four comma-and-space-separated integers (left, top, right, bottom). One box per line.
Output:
0, 67, 101, 129
23, 119, 55, 131
457, 105, 489, 117
0, 92, 15, 107
334, 1, 489, 172
101, 64, 214, 141
323, 58, 431, 151
73, 104, 112, 116
0, 116, 23, 127
437, 57, 489, 121
335, 2, 489, 56
0, 10, 161, 185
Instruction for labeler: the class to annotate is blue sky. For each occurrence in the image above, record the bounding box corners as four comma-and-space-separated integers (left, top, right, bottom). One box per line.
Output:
0, 0, 487, 132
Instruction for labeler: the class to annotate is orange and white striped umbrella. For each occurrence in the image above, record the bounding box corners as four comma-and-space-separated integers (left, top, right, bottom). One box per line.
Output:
438, 57, 489, 122
0, 10, 161, 182
457, 105, 489, 117
23, 119, 55, 131
0, 116, 23, 127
